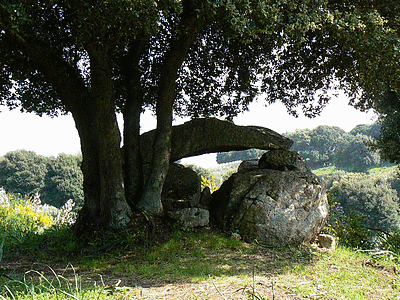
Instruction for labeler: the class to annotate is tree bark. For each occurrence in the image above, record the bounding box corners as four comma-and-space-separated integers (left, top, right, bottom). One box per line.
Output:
0, 28, 127, 229
121, 41, 148, 207
79, 46, 131, 229
123, 82, 143, 207
138, 10, 206, 215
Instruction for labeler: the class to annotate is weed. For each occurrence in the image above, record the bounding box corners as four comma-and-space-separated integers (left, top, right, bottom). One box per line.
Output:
201, 175, 218, 192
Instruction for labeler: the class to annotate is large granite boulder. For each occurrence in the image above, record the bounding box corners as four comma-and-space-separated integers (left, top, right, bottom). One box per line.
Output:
209, 151, 328, 246
139, 118, 293, 165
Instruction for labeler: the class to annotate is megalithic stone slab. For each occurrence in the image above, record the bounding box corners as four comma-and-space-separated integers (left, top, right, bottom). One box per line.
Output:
139, 118, 293, 164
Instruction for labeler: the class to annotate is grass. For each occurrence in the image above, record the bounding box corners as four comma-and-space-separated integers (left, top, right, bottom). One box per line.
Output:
1, 188, 400, 299
312, 164, 398, 178
1, 226, 399, 299
368, 164, 398, 177
286, 247, 399, 299
312, 166, 338, 177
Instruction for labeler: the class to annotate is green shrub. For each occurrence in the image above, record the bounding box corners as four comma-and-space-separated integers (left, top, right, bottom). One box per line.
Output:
330, 173, 400, 233
0, 191, 78, 256
324, 192, 375, 249
0, 195, 53, 237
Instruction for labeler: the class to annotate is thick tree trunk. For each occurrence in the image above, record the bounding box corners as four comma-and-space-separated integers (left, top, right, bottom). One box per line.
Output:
5, 15, 132, 231
75, 48, 131, 230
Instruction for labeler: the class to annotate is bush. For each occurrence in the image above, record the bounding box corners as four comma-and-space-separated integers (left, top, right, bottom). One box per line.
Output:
0, 190, 77, 255
330, 173, 400, 233
384, 231, 400, 254
325, 208, 374, 249
0, 194, 53, 236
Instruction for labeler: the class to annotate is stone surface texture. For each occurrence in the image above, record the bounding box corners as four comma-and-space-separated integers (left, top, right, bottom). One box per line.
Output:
317, 234, 336, 251
210, 152, 328, 246
167, 208, 210, 228
258, 149, 310, 172
139, 118, 293, 164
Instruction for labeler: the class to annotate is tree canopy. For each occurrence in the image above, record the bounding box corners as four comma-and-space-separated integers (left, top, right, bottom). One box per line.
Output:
1, 0, 399, 231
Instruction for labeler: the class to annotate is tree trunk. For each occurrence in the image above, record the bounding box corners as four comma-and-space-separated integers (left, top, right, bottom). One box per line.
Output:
5, 17, 132, 231
123, 93, 143, 207
138, 11, 205, 215
75, 48, 131, 230
122, 42, 147, 207
138, 97, 173, 215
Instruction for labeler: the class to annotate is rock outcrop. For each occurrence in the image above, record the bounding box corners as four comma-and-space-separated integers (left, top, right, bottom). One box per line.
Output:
209, 150, 328, 246
139, 118, 293, 164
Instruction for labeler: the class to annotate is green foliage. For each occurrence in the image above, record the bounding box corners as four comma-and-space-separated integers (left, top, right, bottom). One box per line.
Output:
0, 151, 83, 209
373, 97, 400, 164
0, 191, 78, 257
0, 195, 52, 234
350, 123, 381, 138
315, 166, 400, 251
0, 234, 4, 263
324, 191, 381, 249
330, 173, 400, 234
334, 134, 381, 172
384, 231, 400, 254
187, 163, 238, 190
216, 122, 391, 173
221, 166, 237, 183
314, 167, 348, 190
285, 123, 386, 172
41, 154, 83, 208
0, 150, 48, 197
0, 195, 52, 255
185, 164, 214, 182
285, 126, 347, 169
0, 264, 127, 300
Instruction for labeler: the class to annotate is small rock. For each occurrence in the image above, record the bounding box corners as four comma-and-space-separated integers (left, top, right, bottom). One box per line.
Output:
318, 234, 336, 251
230, 232, 241, 241
258, 149, 310, 172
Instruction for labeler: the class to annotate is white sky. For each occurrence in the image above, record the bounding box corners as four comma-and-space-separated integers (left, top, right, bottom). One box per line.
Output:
0, 92, 376, 167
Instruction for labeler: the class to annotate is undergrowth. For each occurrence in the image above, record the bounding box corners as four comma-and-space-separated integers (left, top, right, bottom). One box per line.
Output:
0, 188, 399, 299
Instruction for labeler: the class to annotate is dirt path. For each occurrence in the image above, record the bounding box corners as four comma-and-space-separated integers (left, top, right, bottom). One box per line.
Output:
2, 257, 309, 299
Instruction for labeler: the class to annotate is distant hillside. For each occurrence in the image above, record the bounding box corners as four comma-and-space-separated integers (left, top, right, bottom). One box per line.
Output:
216, 122, 390, 172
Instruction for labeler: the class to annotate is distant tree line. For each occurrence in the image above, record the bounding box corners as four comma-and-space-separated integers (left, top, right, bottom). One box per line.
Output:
217, 123, 386, 172
0, 150, 83, 209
